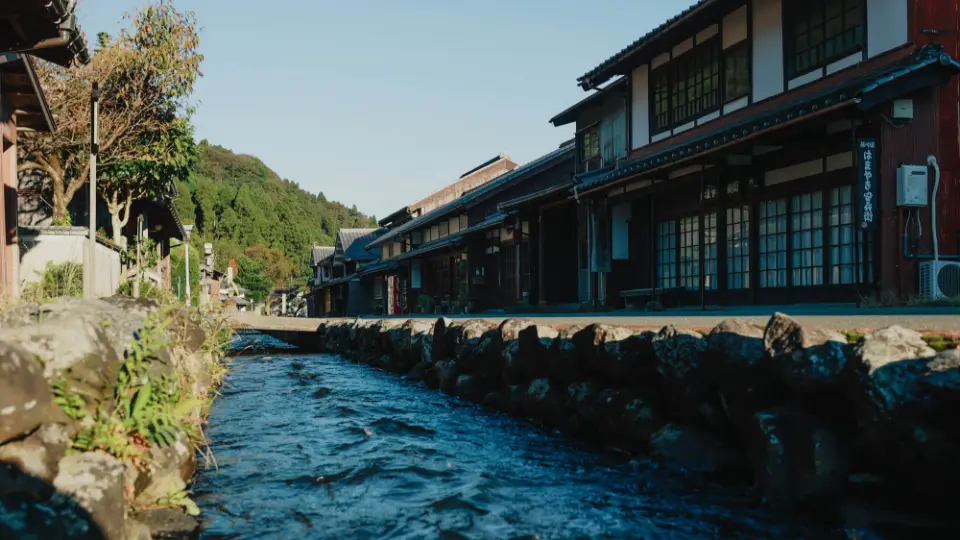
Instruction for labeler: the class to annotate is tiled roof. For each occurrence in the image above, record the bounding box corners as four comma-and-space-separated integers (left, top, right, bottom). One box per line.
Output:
310, 246, 335, 267
577, 0, 725, 90
337, 228, 384, 262
367, 141, 575, 249
498, 182, 574, 211
550, 77, 628, 127
579, 44, 960, 192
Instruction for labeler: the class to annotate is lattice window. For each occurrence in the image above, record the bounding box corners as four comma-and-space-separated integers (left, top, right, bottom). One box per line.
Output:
657, 220, 677, 289
791, 191, 824, 286
726, 205, 750, 290
759, 199, 788, 288
651, 39, 722, 133
679, 216, 700, 290
788, 0, 863, 77
829, 185, 871, 285
704, 212, 718, 291
724, 41, 750, 101
651, 68, 671, 134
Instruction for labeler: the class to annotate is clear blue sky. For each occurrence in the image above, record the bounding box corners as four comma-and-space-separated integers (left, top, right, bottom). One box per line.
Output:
78, 0, 695, 219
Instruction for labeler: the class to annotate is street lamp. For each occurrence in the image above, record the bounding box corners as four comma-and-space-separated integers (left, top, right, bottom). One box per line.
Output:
183, 225, 193, 306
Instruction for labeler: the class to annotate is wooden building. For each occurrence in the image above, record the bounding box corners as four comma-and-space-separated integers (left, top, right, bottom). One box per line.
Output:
557, 0, 960, 307
364, 143, 575, 314
312, 229, 382, 317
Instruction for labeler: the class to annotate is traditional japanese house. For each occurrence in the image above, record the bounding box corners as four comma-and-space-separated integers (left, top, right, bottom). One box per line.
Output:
365, 143, 575, 313
306, 245, 334, 317
315, 228, 383, 317
0, 0, 87, 299
559, 0, 960, 307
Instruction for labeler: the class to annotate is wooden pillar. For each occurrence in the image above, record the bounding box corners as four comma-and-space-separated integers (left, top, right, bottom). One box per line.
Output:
1, 120, 18, 299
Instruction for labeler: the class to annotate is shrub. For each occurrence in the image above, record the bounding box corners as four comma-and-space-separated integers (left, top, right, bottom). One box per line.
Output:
22, 261, 84, 301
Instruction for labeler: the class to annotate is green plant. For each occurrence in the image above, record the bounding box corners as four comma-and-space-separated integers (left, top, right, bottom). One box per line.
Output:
116, 279, 172, 302
416, 294, 434, 314
72, 411, 139, 459
22, 261, 83, 301
156, 481, 201, 516
52, 377, 88, 420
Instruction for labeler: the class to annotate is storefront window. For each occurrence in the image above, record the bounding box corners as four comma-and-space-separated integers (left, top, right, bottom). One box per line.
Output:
726, 205, 750, 289
679, 216, 700, 290
830, 186, 856, 284
791, 191, 824, 286
759, 199, 788, 288
657, 220, 677, 289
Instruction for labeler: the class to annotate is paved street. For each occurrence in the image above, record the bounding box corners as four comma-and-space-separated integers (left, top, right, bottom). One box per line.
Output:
234, 303, 960, 334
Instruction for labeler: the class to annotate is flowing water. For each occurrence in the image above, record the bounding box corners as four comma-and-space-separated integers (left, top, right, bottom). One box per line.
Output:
193, 343, 835, 539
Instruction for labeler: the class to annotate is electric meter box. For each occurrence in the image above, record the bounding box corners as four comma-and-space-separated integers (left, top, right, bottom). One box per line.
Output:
896, 164, 928, 207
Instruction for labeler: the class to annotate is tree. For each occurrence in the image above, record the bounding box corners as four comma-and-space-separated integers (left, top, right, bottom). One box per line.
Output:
19, 0, 203, 226
243, 245, 296, 288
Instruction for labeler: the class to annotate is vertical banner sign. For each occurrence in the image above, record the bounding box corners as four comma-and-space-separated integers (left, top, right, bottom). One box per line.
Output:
857, 138, 878, 231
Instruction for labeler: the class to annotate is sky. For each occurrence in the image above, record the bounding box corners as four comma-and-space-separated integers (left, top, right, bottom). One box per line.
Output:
78, 0, 697, 219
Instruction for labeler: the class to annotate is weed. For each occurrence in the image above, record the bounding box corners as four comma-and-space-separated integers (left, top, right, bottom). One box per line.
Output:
156, 481, 201, 516
51, 378, 88, 420
21, 261, 83, 302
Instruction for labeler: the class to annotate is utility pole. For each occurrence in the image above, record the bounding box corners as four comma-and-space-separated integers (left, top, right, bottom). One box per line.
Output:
84, 82, 99, 298
184, 225, 193, 306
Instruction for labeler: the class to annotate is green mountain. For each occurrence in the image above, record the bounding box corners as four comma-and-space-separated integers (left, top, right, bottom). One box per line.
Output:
172, 141, 376, 301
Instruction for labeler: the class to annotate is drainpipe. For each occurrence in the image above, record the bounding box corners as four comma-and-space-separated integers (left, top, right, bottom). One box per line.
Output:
928, 155, 941, 263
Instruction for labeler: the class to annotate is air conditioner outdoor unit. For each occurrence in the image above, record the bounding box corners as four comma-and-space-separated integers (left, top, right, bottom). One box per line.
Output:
919, 260, 960, 300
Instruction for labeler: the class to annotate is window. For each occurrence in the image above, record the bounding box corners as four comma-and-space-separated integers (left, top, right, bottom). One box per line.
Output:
791, 191, 824, 286
679, 216, 700, 290
460, 214, 469, 231
830, 185, 856, 284
759, 199, 788, 287
579, 124, 601, 166
724, 41, 750, 101
657, 220, 677, 289
651, 39, 722, 133
726, 205, 750, 289
704, 213, 718, 290
439, 221, 449, 238
787, 0, 863, 78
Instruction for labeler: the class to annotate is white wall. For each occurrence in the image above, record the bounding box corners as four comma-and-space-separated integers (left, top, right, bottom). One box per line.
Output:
19, 227, 122, 298
752, 0, 784, 102
867, 0, 908, 58
631, 65, 650, 150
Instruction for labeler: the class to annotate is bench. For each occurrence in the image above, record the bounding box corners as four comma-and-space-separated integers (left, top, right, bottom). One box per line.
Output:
619, 287, 685, 309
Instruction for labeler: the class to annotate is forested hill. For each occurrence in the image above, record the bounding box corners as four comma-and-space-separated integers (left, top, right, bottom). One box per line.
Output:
173, 141, 376, 300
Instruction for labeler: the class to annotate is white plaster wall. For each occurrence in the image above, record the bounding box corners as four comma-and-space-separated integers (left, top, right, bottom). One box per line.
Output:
752, 0, 784, 102
868, 0, 908, 58
19, 228, 122, 298
631, 65, 650, 150
723, 6, 748, 49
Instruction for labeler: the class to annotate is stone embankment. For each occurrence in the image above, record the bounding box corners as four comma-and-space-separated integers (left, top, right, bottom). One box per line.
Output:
0, 297, 229, 540
313, 315, 960, 530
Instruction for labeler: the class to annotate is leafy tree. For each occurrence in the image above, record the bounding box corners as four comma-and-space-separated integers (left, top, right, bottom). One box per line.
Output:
170, 240, 200, 305
236, 257, 271, 303
19, 0, 203, 226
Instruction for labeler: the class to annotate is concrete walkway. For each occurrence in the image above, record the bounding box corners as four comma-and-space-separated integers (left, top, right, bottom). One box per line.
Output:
233, 304, 960, 333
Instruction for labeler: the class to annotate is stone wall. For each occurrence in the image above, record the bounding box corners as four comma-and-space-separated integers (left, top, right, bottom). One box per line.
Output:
0, 297, 227, 540
312, 315, 960, 531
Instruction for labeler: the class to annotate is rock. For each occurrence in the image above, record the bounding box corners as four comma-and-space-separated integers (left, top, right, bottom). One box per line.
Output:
124, 519, 153, 540
135, 431, 195, 506
352, 319, 378, 352
600, 331, 656, 384
503, 324, 559, 386
455, 375, 490, 404
431, 317, 456, 360
396, 319, 434, 372
0, 421, 72, 496
764, 313, 850, 394
706, 319, 781, 431
406, 361, 428, 382
134, 508, 200, 540
53, 452, 127, 540
101, 295, 160, 319
482, 391, 502, 410
457, 328, 502, 380
524, 378, 567, 427
745, 407, 849, 507
501, 385, 527, 416
852, 348, 960, 500
567, 379, 604, 429
573, 324, 636, 377
856, 326, 937, 373
608, 389, 663, 449
452, 320, 496, 354
433, 360, 459, 395
649, 424, 743, 475
0, 342, 54, 445
651, 326, 714, 426
166, 308, 207, 353
421, 361, 441, 390
376, 319, 406, 354
0, 489, 105, 540
547, 334, 585, 386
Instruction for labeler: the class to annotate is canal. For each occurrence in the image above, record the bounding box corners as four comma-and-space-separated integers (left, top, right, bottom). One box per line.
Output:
193, 347, 835, 539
